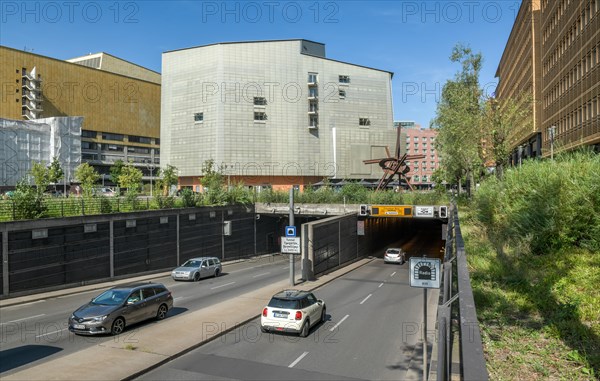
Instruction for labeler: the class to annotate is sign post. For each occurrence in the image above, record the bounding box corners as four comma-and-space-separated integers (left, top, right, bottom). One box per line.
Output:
288, 189, 295, 286
409, 256, 441, 381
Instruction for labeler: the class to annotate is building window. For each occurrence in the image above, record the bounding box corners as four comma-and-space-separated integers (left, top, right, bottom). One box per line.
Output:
359, 118, 371, 126
102, 133, 124, 141
128, 135, 152, 144
254, 112, 267, 121
339, 89, 346, 98
101, 144, 124, 152
308, 73, 318, 83
309, 115, 319, 128
254, 97, 267, 106
309, 87, 318, 98
194, 112, 204, 123
81, 130, 97, 138
339, 75, 350, 84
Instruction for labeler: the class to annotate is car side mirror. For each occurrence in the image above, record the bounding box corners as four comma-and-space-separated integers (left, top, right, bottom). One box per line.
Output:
317, 300, 323, 305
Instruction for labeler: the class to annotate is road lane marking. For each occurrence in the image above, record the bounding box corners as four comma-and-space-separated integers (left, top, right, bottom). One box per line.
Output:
390, 271, 397, 277
2, 314, 46, 324
378, 282, 384, 288
210, 282, 236, 290
174, 297, 185, 301
359, 294, 372, 305
36, 328, 68, 338
252, 272, 270, 278
329, 314, 349, 331
288, 351, 309, 368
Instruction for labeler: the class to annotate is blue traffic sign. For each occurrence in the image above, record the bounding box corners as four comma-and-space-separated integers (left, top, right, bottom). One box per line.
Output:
285, 226, 296, 237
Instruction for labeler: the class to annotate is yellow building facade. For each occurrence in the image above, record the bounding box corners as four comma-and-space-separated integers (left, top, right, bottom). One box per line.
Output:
0, 46, 161, 181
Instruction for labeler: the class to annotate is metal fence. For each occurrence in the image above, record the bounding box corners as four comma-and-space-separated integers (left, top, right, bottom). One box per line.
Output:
0, 197, 171, 222
436, 204, 489, 381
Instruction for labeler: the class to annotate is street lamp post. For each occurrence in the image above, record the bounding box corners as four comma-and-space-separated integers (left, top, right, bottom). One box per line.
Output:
548, 126, 556, 160
146, 160, 154, 197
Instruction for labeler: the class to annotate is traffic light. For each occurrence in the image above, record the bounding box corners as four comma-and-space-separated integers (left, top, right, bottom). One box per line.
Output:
359, 204, 369, 216
439, 205, 447, 219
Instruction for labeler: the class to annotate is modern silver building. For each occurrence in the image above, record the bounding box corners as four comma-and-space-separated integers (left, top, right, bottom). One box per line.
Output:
161, 39, 396, 191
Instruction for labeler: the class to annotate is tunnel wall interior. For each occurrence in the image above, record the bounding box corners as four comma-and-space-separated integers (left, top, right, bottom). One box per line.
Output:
1, 206, 280, 296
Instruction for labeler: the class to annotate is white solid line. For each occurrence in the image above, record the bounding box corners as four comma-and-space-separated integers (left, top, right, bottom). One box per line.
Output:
36, 328, 67, 338
252, 272, 270, 278
390, 271, 397, 277
174, 297, 185, 301
2, 314, 46, 324
329, 314, 349, 332
378, 282, 384, 288
210, 282, 236, 290
360, 294, 372, 305
288, 351, 309, 368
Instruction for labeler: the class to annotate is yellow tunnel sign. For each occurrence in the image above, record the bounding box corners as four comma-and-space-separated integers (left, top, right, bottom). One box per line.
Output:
370, 205, 413, 217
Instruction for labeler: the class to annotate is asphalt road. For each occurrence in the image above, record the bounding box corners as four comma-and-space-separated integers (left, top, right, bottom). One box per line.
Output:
138, 258, 439, 381
0, 255, 298, 376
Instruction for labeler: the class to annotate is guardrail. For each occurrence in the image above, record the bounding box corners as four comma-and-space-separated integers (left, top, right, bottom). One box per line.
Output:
436, 204, 488, 381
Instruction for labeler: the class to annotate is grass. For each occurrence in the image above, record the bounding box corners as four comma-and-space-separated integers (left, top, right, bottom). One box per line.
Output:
460, 208, 600, 380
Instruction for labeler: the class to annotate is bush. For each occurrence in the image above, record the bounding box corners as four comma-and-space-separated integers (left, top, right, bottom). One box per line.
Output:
473, 151, 600, 254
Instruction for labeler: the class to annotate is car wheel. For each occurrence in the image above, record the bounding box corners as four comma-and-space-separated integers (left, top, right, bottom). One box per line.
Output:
156, 304, 168, 320
300, 320, 310, 338
111, 317, 125, 335
194, 272, 200, 282
214, 268, 220, 277
321, 306, 327, 323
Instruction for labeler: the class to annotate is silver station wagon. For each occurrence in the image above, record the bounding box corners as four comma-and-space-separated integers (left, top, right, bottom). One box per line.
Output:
171, 257, 222, 281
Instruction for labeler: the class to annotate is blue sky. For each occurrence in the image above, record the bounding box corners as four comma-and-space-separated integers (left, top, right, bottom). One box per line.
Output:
1, 0, 521, 127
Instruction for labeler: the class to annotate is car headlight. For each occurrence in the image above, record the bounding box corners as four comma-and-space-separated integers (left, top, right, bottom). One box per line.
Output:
91, 315, 107, 322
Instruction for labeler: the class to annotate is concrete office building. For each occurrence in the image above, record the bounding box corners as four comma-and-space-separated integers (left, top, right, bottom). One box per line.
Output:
496, 0, 599, 162
161, 39, 396, 191
0, 46, 161, 185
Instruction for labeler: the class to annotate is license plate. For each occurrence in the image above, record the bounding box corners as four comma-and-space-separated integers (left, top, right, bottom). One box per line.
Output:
74, 324, 85, 330
273, 313, 286, 318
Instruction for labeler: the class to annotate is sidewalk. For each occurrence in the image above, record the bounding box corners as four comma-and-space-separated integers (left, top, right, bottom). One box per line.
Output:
3, 258, 374, 381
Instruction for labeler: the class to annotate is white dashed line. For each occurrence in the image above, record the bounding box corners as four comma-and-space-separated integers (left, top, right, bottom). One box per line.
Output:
252, 272, 270, 278
174, 297, 185, 301
210, 282, 236, 290
378, 282, 384, 288
36, 328, 68, 338
288, 351, 309, 368
359, 294, 372, 305
329, 314, 350, 331
2, 314, 46, 324
390, 271, 397, 277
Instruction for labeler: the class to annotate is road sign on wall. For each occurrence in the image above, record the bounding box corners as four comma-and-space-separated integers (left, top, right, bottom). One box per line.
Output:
409, 257, 441, 289
281, 237, 301, 254
414, 206, 434, 218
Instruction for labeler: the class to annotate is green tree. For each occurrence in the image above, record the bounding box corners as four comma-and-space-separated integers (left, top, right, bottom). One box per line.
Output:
110, 159, 125, 187
481, 93, 533, 179
74, 162, 100, 197
201, 159, 226, 205
157, 164, 179, 196
433, 44, 485, 196
48, 157, 64, 193
12, 178, 47, 219
29, 161, 50, 196
119, 162, 143, 200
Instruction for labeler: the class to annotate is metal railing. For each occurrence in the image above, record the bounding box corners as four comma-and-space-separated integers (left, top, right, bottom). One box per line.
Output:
436, 204, 488, 381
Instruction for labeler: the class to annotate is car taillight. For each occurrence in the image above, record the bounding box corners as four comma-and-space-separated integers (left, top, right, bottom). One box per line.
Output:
295, 311, 302, 320
262, 308, 268, 317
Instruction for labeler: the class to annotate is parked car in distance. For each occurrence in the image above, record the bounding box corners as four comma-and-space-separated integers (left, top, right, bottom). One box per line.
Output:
171, 257, 222, 281
261, 290, 326, 337
68, 282, 173, 335
384, 248, 406, 264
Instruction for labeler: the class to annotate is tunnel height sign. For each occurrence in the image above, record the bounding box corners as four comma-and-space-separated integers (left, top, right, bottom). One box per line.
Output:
409, 257, 441, 289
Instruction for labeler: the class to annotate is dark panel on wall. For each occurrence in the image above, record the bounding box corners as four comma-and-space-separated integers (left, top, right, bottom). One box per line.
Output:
223, 208, 257, 260
179, 210, 222, 263
8, 223, 111, 292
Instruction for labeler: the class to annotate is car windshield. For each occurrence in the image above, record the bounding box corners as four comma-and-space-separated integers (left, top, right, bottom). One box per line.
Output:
268, 297, 300, 309
92, 289, 130, 305
182, 260, 201, 268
